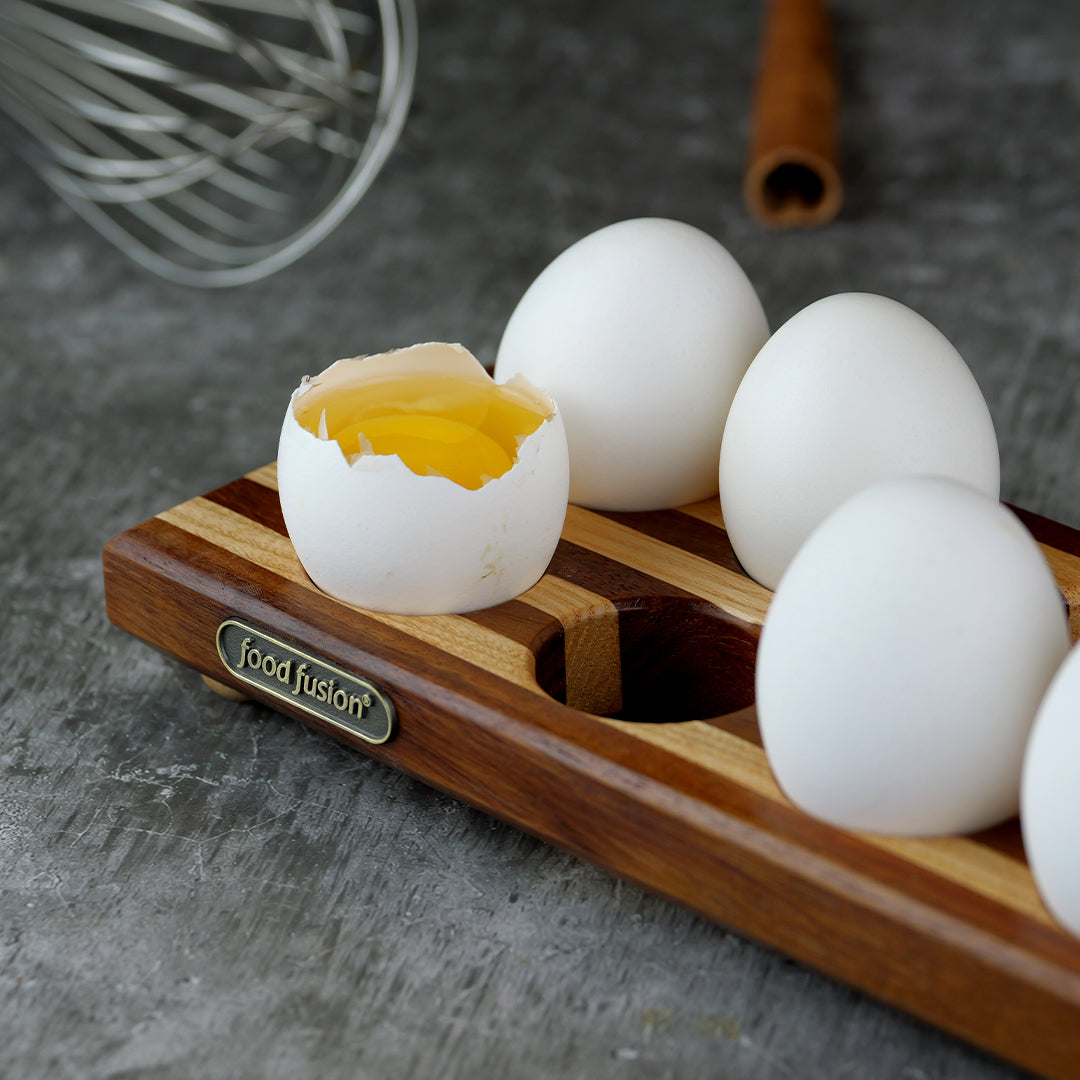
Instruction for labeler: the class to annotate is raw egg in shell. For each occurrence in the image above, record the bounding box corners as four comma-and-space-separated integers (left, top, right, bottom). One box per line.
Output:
277, 342, 570, 614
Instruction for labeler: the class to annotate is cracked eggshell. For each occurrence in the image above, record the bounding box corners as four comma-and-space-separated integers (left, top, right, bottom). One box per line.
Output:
276, 342, 570, 615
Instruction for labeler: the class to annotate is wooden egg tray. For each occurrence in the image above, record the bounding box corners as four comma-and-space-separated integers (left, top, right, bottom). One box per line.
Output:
103, 462, 1080, 1079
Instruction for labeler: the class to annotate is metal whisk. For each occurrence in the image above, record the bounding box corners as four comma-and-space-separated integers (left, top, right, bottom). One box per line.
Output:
0, 0, 418, 286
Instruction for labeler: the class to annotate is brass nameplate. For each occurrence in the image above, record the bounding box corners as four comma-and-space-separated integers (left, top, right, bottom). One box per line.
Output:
216, 619, 396, 745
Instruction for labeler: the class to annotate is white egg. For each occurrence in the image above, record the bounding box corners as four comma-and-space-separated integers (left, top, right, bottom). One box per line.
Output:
719, 293, 1000, 589
493, 217, 769, 510
1022, 643, 1080, 936
277, 342, 570, 615
757, 475, 1069, 836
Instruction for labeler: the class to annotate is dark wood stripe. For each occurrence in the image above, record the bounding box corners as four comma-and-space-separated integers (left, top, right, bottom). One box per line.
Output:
546, 537, 761, 636
704, 704, 764, 748
464, 597, 563, 654
591, 506, 743, 574
205, 476, 288, 535
968, 820, 1029, 865
1013, 503, 1080, 557
548, 537, 703, 600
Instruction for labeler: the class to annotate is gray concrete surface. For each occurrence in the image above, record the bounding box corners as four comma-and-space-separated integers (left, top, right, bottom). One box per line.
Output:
3, 0, 1079, 1076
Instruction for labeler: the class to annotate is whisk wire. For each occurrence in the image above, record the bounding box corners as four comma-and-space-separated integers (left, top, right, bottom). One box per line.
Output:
0, 38, 298, 210
1, 0, 417, 286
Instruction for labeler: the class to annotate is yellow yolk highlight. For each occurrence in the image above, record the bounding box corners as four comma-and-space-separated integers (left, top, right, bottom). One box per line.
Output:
294, 372, 550, 490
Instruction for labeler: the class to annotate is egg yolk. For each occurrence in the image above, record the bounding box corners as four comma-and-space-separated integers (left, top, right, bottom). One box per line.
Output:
294, 373, 550, 490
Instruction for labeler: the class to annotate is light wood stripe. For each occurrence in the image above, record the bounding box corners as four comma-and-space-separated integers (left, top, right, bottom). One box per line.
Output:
247, 462, 279, 488
602, 716, 1052, 926
521, 576, 622, 716
678, 499, 726, 530
1040, 543, 1080, 642
562, 504, 771, 626
158, 498, 545, 695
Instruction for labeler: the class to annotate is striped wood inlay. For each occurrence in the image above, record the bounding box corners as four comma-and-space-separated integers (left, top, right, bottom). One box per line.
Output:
177, 471, 1056, 931
246, 462, 770, 626
159, 498, 544, 694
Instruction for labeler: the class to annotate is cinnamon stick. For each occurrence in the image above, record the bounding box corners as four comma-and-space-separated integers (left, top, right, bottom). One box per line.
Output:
744, 0, 842, 228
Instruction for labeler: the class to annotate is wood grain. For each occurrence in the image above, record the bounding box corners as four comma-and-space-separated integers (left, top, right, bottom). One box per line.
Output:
103, 464, 1080, 1080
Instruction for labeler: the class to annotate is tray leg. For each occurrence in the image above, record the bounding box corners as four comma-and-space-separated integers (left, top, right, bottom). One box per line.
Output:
201, 674, 250, 702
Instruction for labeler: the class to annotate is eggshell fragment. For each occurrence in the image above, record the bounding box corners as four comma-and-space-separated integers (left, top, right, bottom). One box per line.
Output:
719, 293, 1000, 589
494, 218, 769, 510
756, 475, 1069, 836
277, 343, 570, 615
1022, 643, 1080, 936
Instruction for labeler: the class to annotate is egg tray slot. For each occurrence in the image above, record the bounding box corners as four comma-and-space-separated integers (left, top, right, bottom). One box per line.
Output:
102, 462, 1080, 1080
